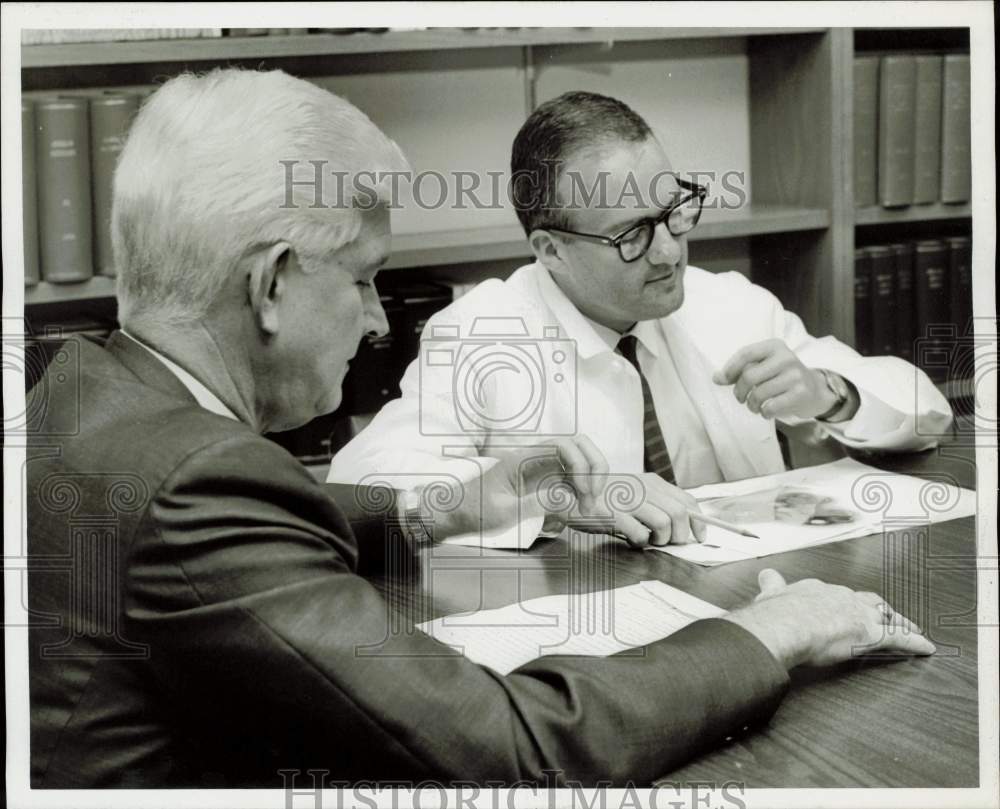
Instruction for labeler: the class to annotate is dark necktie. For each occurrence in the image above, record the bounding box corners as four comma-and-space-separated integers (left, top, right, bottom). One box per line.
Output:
617, 334, 676, 484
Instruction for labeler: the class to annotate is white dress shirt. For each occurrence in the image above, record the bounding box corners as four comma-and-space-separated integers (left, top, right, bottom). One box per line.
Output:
328, 262, 953, 491
584, 316, 725, 487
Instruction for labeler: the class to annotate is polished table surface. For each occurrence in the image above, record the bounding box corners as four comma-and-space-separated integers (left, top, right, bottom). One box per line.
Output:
371, 440, 981, 788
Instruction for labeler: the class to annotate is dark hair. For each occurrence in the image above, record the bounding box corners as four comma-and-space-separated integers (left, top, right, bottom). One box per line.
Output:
510, 91, 653, 235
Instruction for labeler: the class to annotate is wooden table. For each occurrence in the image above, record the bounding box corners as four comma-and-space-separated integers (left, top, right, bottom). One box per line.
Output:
373, 441, 980, 788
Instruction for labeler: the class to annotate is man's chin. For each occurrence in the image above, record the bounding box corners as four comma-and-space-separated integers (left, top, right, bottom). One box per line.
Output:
315, 389, 344, 419
644, 285, 684, 319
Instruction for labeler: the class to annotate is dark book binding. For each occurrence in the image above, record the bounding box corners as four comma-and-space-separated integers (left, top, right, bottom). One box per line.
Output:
947, 236, 972, 336
913, 239, 951, 382
867, 245, 896, 355
853, 56, 879, 207
940, 54, 971, 203
877, 55, 917, 208
90, 92, 140, 277
36, 97, 93, 283
22, 99, 40, 286
853, 247, 873, 356
890, 242, 916, 362
912, 55, 943, 204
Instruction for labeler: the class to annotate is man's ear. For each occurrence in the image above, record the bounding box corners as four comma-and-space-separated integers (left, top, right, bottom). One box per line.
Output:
528, 229, 570, 276
247, 242, 292, 337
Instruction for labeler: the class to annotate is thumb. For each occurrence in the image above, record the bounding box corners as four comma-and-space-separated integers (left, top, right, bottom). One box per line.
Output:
756, 568, 787, 599
712, 369, 730, 385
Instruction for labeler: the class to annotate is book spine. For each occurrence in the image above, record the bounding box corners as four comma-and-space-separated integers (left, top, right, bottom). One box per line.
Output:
912, 55, 943, 204
22, 100, 41, 286
36, 97, 93, 283
868, 245, 896, 355
913, 239, 951, 382
890, 242, 916, 362
853, 56, 879, 207
947, 236, 972, 336
853, 248, 873, 356
877, 55, 917, 207
90, 93, 140, 277
940, 54, 971, 203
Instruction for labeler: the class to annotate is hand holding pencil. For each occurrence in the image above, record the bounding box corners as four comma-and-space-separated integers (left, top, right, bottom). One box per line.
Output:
560, 470, 735, 548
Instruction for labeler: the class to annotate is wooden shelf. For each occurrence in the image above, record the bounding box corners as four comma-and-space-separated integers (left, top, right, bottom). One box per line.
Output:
21, 28, 826, 69
24, 276, 116, 305
854, 202, 972, 226
386, 226, 530, 270
694, 204, 830, 239
385, 205, 830, 270
23, 205, 831, 306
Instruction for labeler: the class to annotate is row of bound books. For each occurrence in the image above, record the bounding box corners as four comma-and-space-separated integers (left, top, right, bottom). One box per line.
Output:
853, 52, 971, 208
22, 29, 222, 45
854, 236, 972, 383
268, 282, 456, 462
22, 90, 147, 286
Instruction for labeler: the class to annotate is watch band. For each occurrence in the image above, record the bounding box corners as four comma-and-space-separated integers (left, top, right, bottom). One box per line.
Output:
401, 484, 435, 545
816, 369, 852, 423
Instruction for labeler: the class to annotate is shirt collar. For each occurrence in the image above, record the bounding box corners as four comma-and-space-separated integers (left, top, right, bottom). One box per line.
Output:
120, 330, 239, 422
533, 264, 662, 359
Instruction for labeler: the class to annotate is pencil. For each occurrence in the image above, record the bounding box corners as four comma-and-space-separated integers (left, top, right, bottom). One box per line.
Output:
689, 511, 759, 538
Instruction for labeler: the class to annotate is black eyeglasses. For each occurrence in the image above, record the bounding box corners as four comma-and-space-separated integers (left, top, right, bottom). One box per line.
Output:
545, 179, 707, 263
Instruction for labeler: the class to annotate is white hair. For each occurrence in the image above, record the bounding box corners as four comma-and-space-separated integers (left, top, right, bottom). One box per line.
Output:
112, 68, 408, 329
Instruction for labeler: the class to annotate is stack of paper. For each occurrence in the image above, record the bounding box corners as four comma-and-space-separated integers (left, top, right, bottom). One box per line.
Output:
416, 580, 725, 674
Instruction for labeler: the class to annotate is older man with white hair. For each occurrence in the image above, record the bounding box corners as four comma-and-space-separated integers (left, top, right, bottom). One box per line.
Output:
26, 68, 933, 789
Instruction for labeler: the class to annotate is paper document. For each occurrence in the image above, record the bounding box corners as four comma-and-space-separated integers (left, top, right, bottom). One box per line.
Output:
653, 457, 976, 566
416, 580, 724, 674
439, 514, 546, 550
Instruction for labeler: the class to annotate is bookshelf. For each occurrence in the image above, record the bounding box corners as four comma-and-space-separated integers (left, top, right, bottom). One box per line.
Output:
854, 201, 972, 226
20, 27, 974, 387
848, 28, 974, 400
21, 28, 826, 68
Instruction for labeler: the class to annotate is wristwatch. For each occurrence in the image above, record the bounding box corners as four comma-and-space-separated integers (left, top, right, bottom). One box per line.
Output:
401, 484, 435, 545
816, 369, 855, 423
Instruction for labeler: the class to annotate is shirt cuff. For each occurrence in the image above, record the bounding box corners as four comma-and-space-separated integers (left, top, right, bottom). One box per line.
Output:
816, 382, 905, 444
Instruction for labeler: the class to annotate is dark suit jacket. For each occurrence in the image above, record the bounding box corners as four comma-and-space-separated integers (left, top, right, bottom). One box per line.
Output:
26, 331, 789, 788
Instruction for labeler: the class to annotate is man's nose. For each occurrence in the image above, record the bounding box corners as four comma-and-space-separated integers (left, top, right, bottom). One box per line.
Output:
647, 221, 683, 266
365, 294, 390, 339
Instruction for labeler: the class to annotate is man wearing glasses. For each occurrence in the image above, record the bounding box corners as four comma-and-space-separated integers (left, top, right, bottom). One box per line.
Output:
329, 91, 952, 547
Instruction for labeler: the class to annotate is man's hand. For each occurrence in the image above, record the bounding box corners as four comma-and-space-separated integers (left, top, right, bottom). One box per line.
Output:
723, 569, 935, 669
418, 437, 609, 540
713, 339, 849, 420
428, 439, 705, 548
561, 472, 707, 548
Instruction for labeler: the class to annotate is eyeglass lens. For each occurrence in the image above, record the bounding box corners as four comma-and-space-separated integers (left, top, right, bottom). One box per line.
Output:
618, 193, 703, 261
